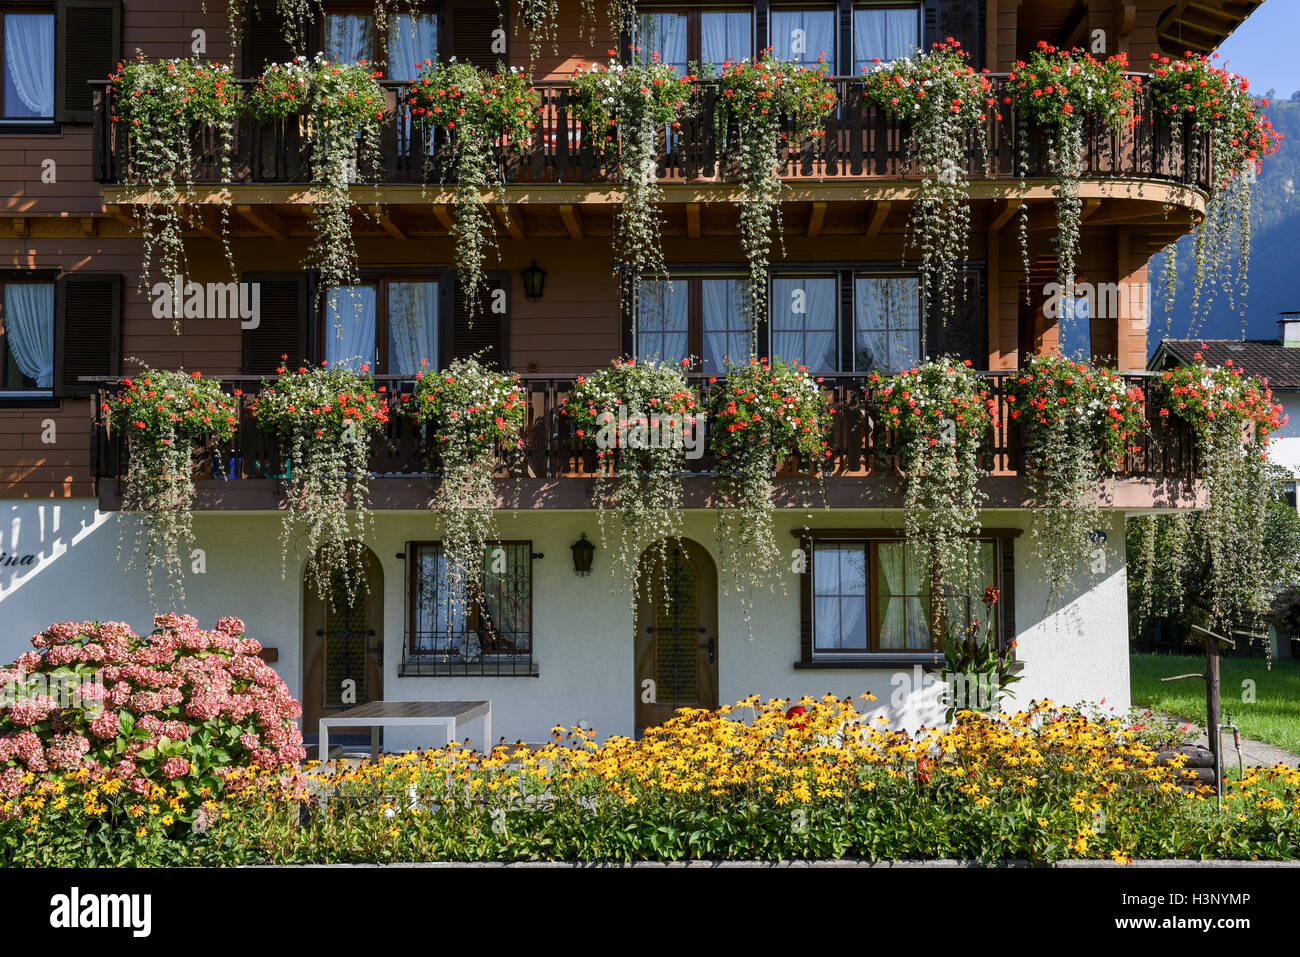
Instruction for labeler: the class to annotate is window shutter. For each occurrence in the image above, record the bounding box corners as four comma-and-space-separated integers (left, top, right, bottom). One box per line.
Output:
923, 0, 984, 68
242, 1, 315, 76
55, 0, 121, 124
619, 271, 636, 358
837, 0, 853, 77
446, 3, 503, 70
449, 272, 510, 368
999, 536, 1015, 647
754, 0, 769, 54
837, 271, 853, 371
798, 531, 813, 664
53, 272, 121, 397
926, 267, 986, 367
242, 272, 309, 374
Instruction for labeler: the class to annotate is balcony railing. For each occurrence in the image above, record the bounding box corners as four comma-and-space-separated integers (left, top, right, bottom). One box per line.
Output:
86, 372, 1198, 499
90, 75, 1211, 191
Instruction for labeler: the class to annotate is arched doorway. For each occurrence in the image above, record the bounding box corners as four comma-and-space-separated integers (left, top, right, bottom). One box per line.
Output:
634, 539, 719, 735
302, 546, 384, 747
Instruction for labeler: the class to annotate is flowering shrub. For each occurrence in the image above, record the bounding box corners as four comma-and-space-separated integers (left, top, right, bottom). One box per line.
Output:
404, 357, 527, 604
251, 56, 388, 295
1148, 51, 1283, 326
410, 62, 539, 315
873, 359, 996, 602
715, 53, 837, 338
251, 360, 391, 601
1005, 353, 1145, 605
1005, 43, 1140, 295
860, 41, 995, 314
709, 357, 831, 629
570, 57, 692, 279
103, 370, 240, 606
941, 586, 1020, 721
0, 614, 303, 849
562, 358, 700, 599
109, 56, 240, 316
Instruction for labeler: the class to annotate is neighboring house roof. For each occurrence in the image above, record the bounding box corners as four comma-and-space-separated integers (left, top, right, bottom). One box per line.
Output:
1150, 339, 1300, 391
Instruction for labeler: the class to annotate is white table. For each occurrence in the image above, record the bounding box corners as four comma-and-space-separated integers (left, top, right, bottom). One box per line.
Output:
318, 700, 492, 762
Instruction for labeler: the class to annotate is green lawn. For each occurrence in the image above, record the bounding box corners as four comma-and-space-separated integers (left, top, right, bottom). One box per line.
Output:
1130, 653, 1300, 754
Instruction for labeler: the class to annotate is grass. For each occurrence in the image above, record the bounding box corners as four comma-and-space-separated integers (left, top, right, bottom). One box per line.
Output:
1130, 653, 1300, 754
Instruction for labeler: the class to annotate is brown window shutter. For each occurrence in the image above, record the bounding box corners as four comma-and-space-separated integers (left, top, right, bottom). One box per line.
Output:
55, 0, 121, 124
926, 266, 986, 367
999, 536, 1015, 648
242, 1, 315, 76
449, 272, 509, 369
242, 272, 309, 375
447, 3, 504, 70
53, 272, 121, 397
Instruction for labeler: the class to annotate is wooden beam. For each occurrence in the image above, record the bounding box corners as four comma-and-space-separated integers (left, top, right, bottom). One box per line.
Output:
80, 216, 97, 237
1081, 198, 1102, 223
1114, 2, 1136, 37
104, 203, 134, 227
866, 200, 891, 236
496, 204, 525, 240
12, 217, 27, 237
686, 202, 701, 239
189, 206, 223, 242
988, 199, 1018, 233
235, 204, 287, 240
806, 201, 826, 238
432, 204, 456, 233
370, 205, 407, 240
558, 204, 584, 240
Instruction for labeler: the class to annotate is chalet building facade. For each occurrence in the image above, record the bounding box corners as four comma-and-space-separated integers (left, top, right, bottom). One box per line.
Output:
0, 0, 1261, 747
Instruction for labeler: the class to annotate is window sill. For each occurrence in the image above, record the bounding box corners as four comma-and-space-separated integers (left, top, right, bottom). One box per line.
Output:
398, 657, 539, 678
0, 122, 61, 135
796, 654, 942, 670
0, 393, 58, 410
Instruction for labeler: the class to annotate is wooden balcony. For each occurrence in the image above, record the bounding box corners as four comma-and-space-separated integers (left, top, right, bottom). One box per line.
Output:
86, 372, 1200, 512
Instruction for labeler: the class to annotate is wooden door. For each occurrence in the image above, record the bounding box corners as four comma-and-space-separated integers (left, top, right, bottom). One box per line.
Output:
302, 547, 384, 735
634, 539, 719, 734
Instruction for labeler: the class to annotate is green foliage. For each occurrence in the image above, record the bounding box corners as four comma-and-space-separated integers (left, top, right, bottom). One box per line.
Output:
941, 587, 1020, 722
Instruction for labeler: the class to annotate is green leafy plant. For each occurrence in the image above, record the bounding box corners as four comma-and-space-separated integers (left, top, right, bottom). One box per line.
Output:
708, 357, 831, 633
409, 62, 539, 317
940, 585, 1020, 722
872, 359, 996, 608
1005, 43, 1139, 298
715, 53, 837, 344
562, 358, 700, 602
108, 56, 240, 327
1005, 353, 1146, 607
570, 57, 692, 279
102, 370, 239, 606
404, 357, 527, 606
250, 359, 390, 603
251, 55, 388, 299
860, 41, 996, 315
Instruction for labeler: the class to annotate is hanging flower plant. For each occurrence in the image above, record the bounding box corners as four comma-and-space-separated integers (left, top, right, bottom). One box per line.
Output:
709, 357, 832, 633
250, 359, 390, 603
108, 56, 239, 329
102, 370, 239, 606
404, 357, 527, 607
1005, 43, 1139, 298
512, 0, 561, 62
251, 56, 387, 298
409, 62, 538, 317
1005, 353, 1145, 607
872, 359, 996, 605
860, 41, 996, 315
715, 53, 837, 343
1153, 356, 1285, 628
570, 56, 692, 278
1148, 52, 1283, 329
941, 586, 1020, 721
562, 358, 700, 601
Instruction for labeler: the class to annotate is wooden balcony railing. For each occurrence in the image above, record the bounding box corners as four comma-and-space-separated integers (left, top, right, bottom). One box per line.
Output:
85, 372, 1198, 500
90, 75, 1211, 192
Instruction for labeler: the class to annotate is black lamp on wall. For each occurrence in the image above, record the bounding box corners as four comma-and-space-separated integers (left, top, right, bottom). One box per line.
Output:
570, 533, 595, 576
521, 261, 546, 301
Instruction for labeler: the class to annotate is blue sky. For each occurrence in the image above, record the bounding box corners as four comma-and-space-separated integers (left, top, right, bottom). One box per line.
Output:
1215, 2, 1300, 100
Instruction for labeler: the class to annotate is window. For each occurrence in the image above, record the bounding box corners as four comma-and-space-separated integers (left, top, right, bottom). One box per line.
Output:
852, 4, 920, 73
771, 275, 837, 371
634, 275, 748, 372
386, 12, 438, 79
1057, 294, 1092, 360
406, 541, 534, 674
810, 537, 1000, 657
634, 7, 753, 72
770, 7, 835, 71
323, 276, 440, 373
0, 279, 55, 391
322, 11, 374, 62
321, 7, 437, 75
853, 274, 921, 372
2, 10, 54, 121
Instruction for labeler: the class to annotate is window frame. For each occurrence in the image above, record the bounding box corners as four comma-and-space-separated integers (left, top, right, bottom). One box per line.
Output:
318, 1, 439, 75
632, 271, 751, 372
767, 3, 839, 70
0, 271, 58, 396
317, 270, 448, 374
851, 1, 923, 73
0, 4, 57, 127
632, 5, 757, 69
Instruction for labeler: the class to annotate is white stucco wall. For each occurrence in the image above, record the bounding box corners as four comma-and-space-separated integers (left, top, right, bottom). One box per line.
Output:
0, 501, 1130, 745
1270, 393, 1300, 478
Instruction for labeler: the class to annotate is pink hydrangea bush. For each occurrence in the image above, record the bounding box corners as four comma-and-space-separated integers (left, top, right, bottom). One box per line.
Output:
0, 614, 304, 803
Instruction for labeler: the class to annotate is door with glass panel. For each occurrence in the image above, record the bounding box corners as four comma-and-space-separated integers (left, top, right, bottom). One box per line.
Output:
322, 276, 442, 373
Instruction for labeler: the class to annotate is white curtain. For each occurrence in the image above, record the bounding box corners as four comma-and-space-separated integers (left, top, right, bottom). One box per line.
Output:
878, 543, 929, 649
636, 12, 688, 72
480, 544, 530, 652
701, 11, 753, 71
772, 276, 837, 370
636, 279, 688, 364
387, 13, 438, 80
387, 281, 438, 374
325, 285, 377, 371
324, 13, 374, 63
853, 7, 920, 72
701, 278, 748, 372
814, 545, 866, 650
3, 13, 54, 118
3, 282, 54, 388
855, 276, 920, 372
771, 10, 835, 69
